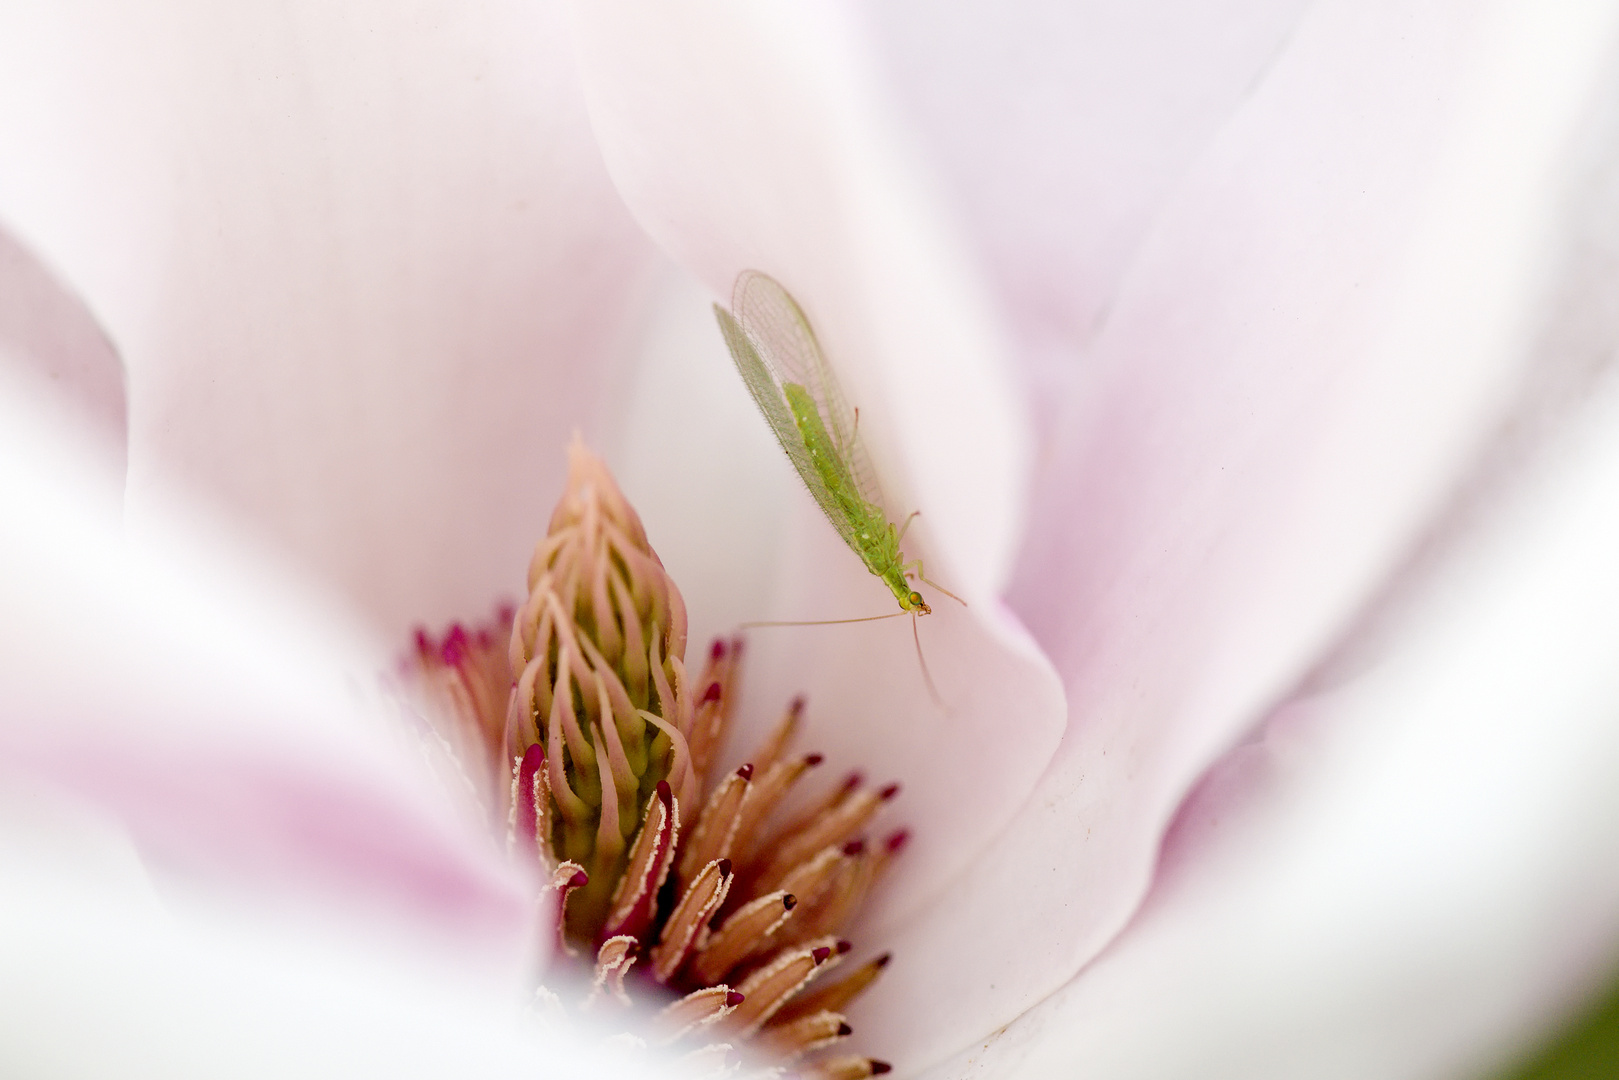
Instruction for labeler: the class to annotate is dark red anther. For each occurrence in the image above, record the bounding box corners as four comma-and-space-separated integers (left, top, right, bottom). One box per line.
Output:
842, 839, 865, 857
871, 1062, 892, 1075
412, 627, 433, 657
836, 939, 852, 955
805, 753, 824, 767
497, 601, 516, 627
729, 636, 745, 658
782, 894, 798, 911
701, 681, 722, 704
656, 779, 672, 806
812, 946, 831, 965
874, 952, 892, 969
569, 869, 589, 889
717, 858, 733, 877
837, 1022, 853, 1037
725, 990, 745, 1008
737, 763, 754, 781
878, 782, 901, 801
710, 638, 727, 660
789, 694, 806, 715
885, 829, 911, 854
475, 628, 492, 650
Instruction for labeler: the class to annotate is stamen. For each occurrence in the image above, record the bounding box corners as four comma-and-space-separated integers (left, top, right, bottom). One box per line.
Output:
602, 780, 679, 942
547, 862, 590, 894
801, 829, 907, 947
800, 1057, 892, 1080
687, 639, 741, 777
748, 694, 806, 776
752, 783, 893, 895
691, 891, 798, 985
775, 843, 856, 913
776, 845, 869, 947
508, 743, 549, 866
725, 936, 842, 1036
655, 985, 745, 1044
755, 770, 858, 859
651, 858, 734, 983
770, 953, 891, 1025
757, 1010, 852, 1061
678, 764, 753, 885
541, 861, 590, 955
588, 935, 638, 1008
730, 753, 821, 864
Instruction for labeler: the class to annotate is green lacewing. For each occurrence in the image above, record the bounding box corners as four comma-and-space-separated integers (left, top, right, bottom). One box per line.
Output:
713, 271, 962, 696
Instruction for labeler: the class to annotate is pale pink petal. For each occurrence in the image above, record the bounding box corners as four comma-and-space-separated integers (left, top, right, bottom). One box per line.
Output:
0, 365, 532, 974
0, 227, 125, 469
0, 776, 666, 1079
862, 2, 1619, 1068
861, 0, 1313, 420
927, 291, 1619, 1078
569, 0, 1066, 926
0, 1, 660, 638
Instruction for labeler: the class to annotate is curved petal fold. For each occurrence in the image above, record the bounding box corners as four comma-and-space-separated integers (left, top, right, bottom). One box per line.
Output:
861, 0, 1314, 408
873, 1, 1619, 1068
0, 366, 532, 975
0, 0, 661, 637
929, 300, 1619, 1079
568, 0, 1066, 940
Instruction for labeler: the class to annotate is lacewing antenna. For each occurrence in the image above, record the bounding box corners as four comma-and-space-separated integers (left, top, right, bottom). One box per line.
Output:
740, 611, 911, 629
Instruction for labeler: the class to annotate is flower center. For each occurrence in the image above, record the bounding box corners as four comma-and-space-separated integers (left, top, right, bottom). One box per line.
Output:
407, 439, 901, 1077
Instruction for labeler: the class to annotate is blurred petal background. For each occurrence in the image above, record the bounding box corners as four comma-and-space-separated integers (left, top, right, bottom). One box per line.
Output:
4, 1, 1619, 1079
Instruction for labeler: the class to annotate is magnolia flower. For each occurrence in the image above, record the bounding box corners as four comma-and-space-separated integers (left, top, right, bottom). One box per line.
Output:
4, 3, 1619, 1080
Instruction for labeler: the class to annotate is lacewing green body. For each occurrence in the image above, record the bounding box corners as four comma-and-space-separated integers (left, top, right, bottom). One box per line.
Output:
714, 270, 931, 615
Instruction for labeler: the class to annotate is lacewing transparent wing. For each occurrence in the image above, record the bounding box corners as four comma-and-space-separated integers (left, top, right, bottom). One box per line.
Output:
715, 270, 893, 560
734, 272, 887, 506
715, 271, 965, 703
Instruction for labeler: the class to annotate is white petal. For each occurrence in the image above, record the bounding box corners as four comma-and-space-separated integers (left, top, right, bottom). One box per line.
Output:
0, 0, 662, 637
868, 1, 1619, 1068
0, 363, 534, 975
926, 276, 1619, 1080
862, 0, 1314, 411
569, 0, 1066, 928
0, 777, 665, 1080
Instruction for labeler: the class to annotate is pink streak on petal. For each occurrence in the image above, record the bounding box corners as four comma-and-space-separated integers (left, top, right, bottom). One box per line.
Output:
23, 742, 530, 944
0, 373, 536, 974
